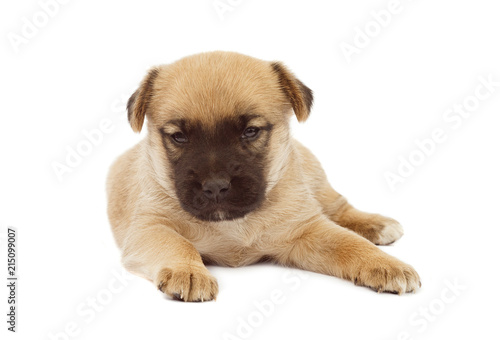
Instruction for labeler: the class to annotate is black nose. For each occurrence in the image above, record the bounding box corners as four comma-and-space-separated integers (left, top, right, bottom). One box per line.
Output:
202, 178, 231, 202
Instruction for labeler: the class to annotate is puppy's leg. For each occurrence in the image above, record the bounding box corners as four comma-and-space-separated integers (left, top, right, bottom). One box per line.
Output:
316, 186, 403, 245
294, 141, 403, 245
121, 223, 218, 302
274, 216, 420, 293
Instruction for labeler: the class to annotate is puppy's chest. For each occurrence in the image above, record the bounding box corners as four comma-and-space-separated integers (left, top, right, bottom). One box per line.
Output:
185, 222, 270, 266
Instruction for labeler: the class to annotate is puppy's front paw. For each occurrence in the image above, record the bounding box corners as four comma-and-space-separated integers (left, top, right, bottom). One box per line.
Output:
354, 256, 421, 294
156, 265, 218, 302
373, 218, 404, 245
353, 215, 404, 245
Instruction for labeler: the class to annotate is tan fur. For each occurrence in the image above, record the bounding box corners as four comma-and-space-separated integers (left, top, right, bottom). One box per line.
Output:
107, 51, 420, 302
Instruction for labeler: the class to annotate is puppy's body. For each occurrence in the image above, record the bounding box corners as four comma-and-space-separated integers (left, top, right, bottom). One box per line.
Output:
107, 52, 419, 302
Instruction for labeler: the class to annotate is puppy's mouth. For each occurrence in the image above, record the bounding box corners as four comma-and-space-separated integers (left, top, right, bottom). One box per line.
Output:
176, 188, 264, 222
173, 174, 267, 222
201, 209, 231, 222
184, 201, 258, 222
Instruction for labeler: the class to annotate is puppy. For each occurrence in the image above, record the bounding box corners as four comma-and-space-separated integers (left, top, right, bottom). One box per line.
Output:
107, 51, 420, 302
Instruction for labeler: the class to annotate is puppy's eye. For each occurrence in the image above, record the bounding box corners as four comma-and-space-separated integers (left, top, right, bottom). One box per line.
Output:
242, 127, 260, 139
171, 132, 188, 144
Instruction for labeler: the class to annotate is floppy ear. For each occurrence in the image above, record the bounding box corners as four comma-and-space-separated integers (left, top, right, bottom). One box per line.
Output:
127, 67, 160, 133
270, 62, 313, 122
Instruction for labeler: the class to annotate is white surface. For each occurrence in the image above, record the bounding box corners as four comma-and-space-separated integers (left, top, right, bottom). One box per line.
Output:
1, 0, 499, 339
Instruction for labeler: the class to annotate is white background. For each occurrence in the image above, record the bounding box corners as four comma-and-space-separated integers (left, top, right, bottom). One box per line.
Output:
1, 0, 500, 339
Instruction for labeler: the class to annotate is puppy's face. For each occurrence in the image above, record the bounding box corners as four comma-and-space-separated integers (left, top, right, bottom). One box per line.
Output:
160, 113, 272, 221
127, 52, 313, 221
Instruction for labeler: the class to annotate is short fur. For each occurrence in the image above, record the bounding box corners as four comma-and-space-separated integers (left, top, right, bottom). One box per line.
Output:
107, 51, 420, 302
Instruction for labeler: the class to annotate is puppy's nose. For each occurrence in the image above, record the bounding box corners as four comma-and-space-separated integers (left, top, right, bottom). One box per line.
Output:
202, 178, 231, 202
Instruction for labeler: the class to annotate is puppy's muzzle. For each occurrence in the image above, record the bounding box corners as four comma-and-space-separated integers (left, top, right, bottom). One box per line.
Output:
202, 176, 231, 203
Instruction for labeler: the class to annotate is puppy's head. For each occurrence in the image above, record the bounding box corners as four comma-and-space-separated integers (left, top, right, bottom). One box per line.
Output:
127, 51, 313, 221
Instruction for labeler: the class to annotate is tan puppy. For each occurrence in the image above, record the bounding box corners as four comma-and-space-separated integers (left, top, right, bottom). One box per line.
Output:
107, 51, 420, 302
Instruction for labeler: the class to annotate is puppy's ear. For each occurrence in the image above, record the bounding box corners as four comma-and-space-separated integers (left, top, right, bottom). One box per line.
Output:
127, 67, 160, 133
270, 62, 313, 122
